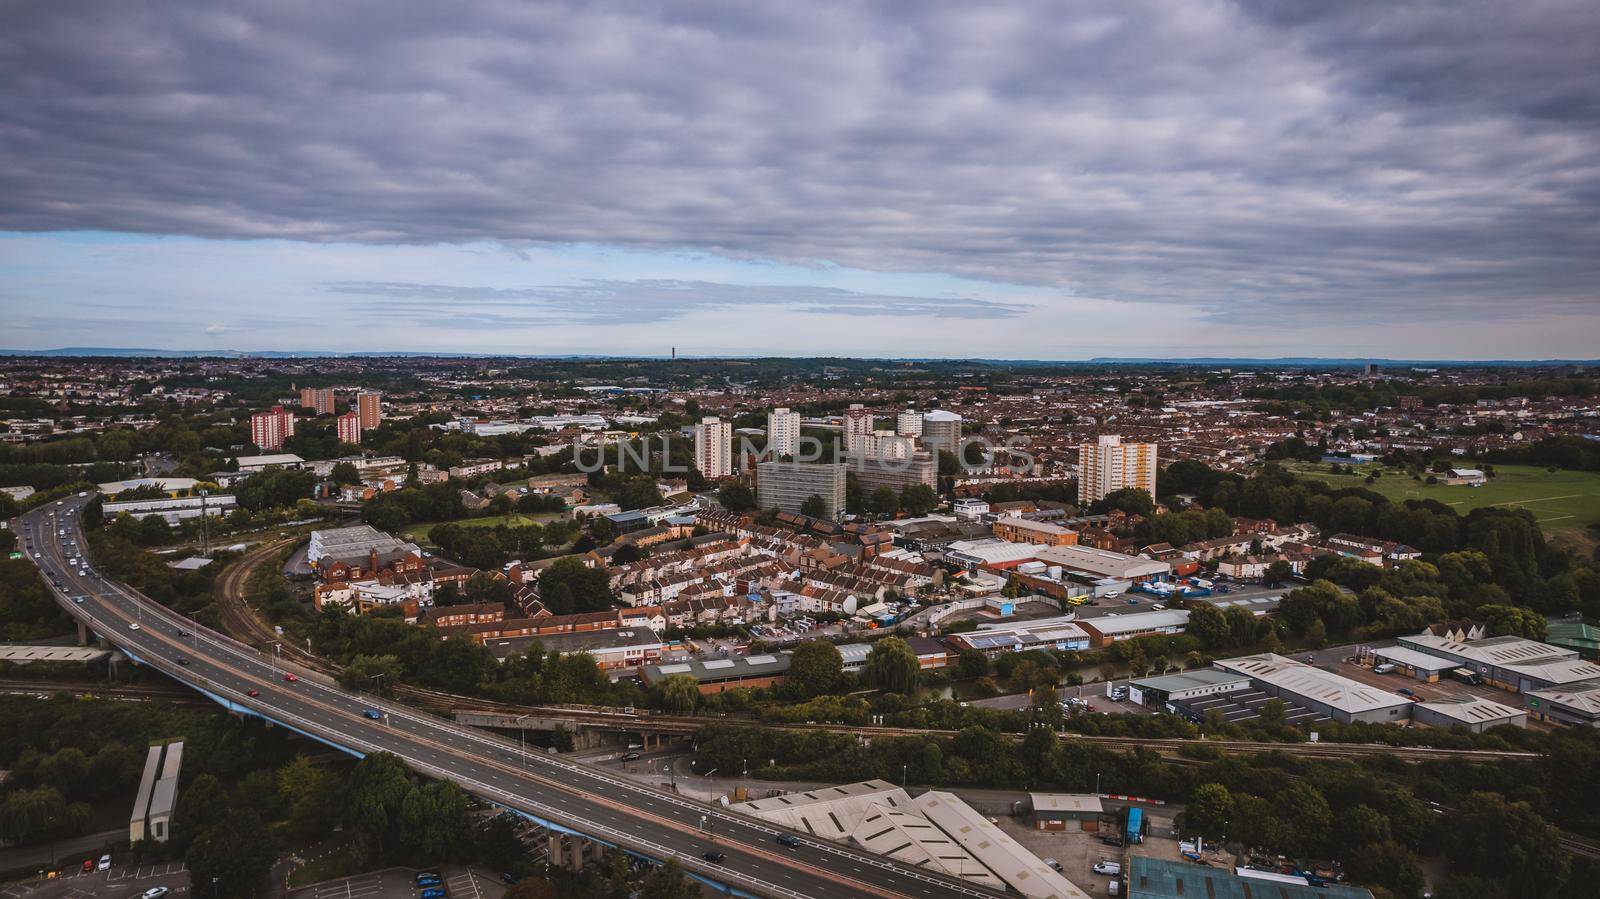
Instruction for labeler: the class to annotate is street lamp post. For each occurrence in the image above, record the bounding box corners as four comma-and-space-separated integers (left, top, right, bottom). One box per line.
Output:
516, 714, 530, 768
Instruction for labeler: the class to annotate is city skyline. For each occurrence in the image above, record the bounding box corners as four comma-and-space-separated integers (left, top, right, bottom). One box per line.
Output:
2, 1, 1597, 359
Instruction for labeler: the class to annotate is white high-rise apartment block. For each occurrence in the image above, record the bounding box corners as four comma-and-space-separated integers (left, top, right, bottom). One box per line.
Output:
1076, 435, 1157, 505
920, 410, 962, 456
843, 403, 873, 451
767, 407, 800, 458
694, 416, 733, 478
896, 409, 923, 438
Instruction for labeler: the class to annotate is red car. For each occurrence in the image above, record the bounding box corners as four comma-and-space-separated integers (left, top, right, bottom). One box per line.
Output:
246, 689, 260, 697
82, 859, 94, 873
282, 673, 298, 683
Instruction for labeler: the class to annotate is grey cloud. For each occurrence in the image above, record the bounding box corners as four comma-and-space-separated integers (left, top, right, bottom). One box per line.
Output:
0, 1, 1596, 326
322, 279, 1031, 327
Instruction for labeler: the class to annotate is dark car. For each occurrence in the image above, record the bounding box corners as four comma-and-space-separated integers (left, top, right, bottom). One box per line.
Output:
416, 872, 441, 886
175, 658, 190, 666
1397, 688, 1416, 697
776, 833, 800, 848
703, 851, 725, 863
500, 873, 519, 885
363, 709, 383, 720
82, 859, 94, 873
620, 751, 642, 761
177, 630, 189, 638
420, 889, 446, 899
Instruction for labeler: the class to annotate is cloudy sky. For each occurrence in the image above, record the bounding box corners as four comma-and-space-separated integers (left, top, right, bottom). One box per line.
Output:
2, 1, 1597, 358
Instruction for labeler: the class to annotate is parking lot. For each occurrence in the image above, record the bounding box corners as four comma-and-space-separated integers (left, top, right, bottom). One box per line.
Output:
289, 866, 504, 899
994, 806, 1214, 899
1, 862, 189, 898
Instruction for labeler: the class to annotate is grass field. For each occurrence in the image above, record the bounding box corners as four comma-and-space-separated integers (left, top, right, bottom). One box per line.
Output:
1284, 462, 1600, 537
402, 511, 565, 545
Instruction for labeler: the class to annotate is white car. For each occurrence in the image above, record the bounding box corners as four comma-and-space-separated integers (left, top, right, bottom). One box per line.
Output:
97, 854, 111, 871
1093, 860, 1122, 876
128, 623, 141, 631
140, 888, 170, 899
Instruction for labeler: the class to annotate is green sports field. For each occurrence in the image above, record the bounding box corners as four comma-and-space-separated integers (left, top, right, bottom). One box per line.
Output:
1284, 462, 1600, 537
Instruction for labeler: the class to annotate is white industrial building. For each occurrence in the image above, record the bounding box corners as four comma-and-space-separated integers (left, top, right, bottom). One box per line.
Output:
1214, 653, 1414, 724
730, 780, 1089, 898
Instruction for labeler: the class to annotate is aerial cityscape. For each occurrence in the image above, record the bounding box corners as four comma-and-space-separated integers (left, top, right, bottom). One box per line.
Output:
2, 4, 1598, 899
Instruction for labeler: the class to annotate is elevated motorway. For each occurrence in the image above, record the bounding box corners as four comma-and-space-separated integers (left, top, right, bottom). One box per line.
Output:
19, 496, 1007, 899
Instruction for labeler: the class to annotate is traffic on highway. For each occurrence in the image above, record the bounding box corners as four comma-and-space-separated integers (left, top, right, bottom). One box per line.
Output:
21, 495, 1005, 899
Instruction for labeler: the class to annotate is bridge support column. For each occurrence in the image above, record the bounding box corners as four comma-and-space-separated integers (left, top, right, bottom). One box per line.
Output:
76, 620, 88, 646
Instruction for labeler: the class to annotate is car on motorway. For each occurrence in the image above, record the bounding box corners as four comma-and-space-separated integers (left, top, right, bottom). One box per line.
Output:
282, 673, 298, 682
776, 833, 800, 848
363, 709, 383, 720
177, 630, 189, 638
247, 689, 260, 697
1093, 860, 1122, 875
97, 854, 111, 871
128, 622, 141, 631
74, 596, 85, 604
702, 851, 725, 863
620, 751, 641, 761
139, 888, 170, 899
176, 658, 190, 666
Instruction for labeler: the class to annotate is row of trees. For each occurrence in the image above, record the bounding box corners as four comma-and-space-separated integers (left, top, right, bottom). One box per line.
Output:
425, 519, 582, 571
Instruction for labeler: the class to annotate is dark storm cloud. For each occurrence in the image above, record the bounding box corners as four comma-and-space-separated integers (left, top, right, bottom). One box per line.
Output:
1, 0, 1596, 323
322, 280, 1031, 327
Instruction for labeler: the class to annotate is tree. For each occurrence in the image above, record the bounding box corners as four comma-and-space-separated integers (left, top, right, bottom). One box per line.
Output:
331, 461, 362, 485
278, 755, 340, 840
656, 674, 700, 712
786, 640, 844, 699
1478, 603, 1548, 639
869, 486, 900, 516
1090, 487, 1155, 517
799, 494, 828, 518
1179, 783, 1232, 838
338, 653, 403, 695
536, 556, 616, 615
1185, 603, 1230, 648
863, 637, 920, 693
1444, 792, 1570, 896
0, 785, 90, 846
898, 484, 939, 515
717, 482, 756, 512
1264, 559, 1293, 587
956, 649, 990, 680
186, 810, 276, 898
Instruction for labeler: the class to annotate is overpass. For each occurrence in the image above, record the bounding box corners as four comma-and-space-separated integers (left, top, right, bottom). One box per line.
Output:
19, 495, 1008, 899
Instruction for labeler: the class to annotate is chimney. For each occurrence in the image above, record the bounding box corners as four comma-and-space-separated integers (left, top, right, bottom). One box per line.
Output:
369, 547, 379, 576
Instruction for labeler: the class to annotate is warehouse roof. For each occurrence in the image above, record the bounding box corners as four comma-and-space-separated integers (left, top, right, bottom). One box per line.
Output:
1371, 645, 1458, 672
1215, 653, 1413, 715
912, 791, 1090, 899
1029, 793, 1103, 816
1414, 697, 1525, 726
1130, 668, 1250, 693
1035, 544, 1170, 580
729, 780, 913, 840
1128, 858, 1373, 899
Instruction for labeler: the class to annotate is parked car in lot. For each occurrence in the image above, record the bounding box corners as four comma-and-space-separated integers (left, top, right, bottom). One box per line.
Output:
140, 888, 171, 899
1043, 858, 1064, 872
420, 889, 447, 899
1093, 860, 1122, 875
97, 854, 111, 871
1397, 687, 1416, 697
82, 859, 94, 873
416, 872, 441, 886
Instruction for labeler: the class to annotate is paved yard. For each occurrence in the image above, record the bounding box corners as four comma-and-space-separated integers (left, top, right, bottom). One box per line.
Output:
289, 866, 504, 899
2, 862, 189, 898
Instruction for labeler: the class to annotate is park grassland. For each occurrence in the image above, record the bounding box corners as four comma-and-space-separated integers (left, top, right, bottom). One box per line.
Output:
1284, 461, 1600, 537
402, 511, 565, 546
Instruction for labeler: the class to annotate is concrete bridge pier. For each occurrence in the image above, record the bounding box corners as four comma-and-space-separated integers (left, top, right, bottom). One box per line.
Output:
549, 832, 596, 871
76, 620, 88, 646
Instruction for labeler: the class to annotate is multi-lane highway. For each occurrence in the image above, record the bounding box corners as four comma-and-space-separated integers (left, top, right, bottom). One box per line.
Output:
20, 495, 1006, 899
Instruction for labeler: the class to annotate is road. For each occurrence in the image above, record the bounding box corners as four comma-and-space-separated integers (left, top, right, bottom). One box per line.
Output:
19, 496, 1005, 899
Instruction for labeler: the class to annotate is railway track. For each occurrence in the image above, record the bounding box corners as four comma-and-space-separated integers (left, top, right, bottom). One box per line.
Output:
0, 677, 208, 703
214, 545, 1540, 765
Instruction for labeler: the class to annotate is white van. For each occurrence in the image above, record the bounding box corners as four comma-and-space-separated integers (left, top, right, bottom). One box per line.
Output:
1373, 663, 1397, 674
